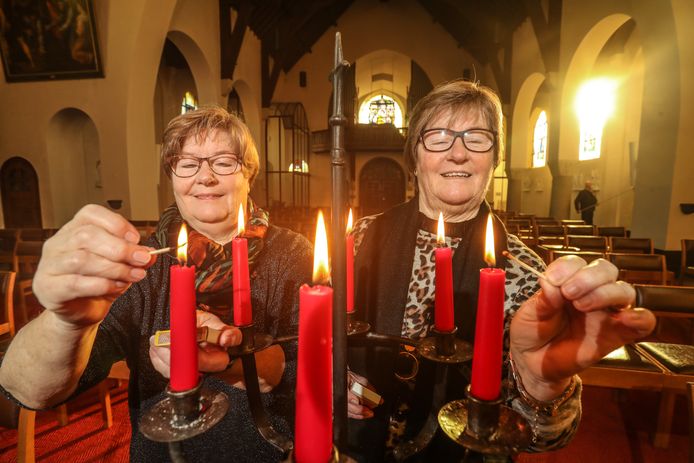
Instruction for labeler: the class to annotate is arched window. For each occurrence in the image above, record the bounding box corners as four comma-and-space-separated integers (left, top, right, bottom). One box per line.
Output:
181, 91, 198, 114
358, 94, 403, 127
575, 79, 616, 160
532, 111, 547, 168
288, 160, 309, 173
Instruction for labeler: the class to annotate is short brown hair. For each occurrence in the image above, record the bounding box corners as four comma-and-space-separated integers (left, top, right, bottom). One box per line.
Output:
161, 106, 259, 185
404, 79, 504, 173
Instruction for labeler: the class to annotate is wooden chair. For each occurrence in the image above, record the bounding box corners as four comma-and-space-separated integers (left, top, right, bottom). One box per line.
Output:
548, 250, 605, 264
17, 229, 48, 242
681, 239, 694, 286
597, 226, 627, 238
636, 283, 694, 343
0, 271, 16, 340
566, 235, 608, 252
580, 284, 694, 448
0, 230, 18, 272
608, 252, 667, 285
609, 237, 654, 254
537, 224, 564, 238
561, 219, 585, 226
14, 241, 43, 327
688, 382, 694, 463
563, 224, 595, 236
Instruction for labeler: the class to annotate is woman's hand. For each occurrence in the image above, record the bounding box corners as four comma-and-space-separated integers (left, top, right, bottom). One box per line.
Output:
510, 256, 656, 401
33, 204, 156, 328
149, 311, 241, 378
347, 370, 380, 419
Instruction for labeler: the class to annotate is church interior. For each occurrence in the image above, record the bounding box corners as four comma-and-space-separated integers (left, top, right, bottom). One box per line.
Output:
1, 0, 694, 462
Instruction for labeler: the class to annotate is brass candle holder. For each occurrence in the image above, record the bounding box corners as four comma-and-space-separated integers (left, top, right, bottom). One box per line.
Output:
346, 311, 370, 336
438, 386, 531, 455
282, 445, 353, 462
139, 380, 230, 462
417, 327, 472, 363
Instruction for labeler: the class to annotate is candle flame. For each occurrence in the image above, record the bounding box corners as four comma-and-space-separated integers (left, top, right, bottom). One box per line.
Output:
436, 212, 446, 245
346, 208, 353, 234
484, 214, 495, 267
177, 223, 188, 265
313, 210, 330, 284
237, 204, 245, 236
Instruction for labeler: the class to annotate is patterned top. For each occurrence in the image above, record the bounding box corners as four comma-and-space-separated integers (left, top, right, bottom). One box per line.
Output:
352, 215, 581, 452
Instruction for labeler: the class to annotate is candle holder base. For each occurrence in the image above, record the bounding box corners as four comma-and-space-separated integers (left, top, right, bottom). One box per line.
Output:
282, 445, 354, 463
139, 382, 229, 443
417, 328, 472, 364
227, 323, 274, 358
347, 319, 370, 336
437, 397, 531, 455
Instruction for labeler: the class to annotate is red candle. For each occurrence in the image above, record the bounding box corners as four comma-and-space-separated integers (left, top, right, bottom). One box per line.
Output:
232, 204, 252, 326
346, 208, 355, 313
434, 212, 455, 332
170, 224, 198, 392
295, 211, 333, 463
470, 214, 506, 401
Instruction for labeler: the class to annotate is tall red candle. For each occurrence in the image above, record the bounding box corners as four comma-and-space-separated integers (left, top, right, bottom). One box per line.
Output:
346, 208, 355, 313
434, 212, 455, 332
470, 214, 506, 401
232, 204, 252, 326
170, 224, 198, 392
295, 211, 333, 463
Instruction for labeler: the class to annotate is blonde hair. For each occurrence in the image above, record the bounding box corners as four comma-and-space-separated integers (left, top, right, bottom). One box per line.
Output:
404, 79, 504, 172
161, 106, 259, 184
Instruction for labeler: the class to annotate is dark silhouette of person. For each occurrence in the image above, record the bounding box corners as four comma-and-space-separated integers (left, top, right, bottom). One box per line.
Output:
574, 180, 598, 225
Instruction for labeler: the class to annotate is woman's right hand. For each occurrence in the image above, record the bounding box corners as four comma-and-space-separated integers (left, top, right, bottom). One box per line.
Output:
33, 204, 155, 327
347, 370, 379, 419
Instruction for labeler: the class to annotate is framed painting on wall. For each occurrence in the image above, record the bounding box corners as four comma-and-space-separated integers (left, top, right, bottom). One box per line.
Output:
0, 0, 103, 82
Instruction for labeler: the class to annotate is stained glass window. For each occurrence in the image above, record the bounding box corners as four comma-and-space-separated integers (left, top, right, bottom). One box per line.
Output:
532, 111, 547, 168
358, 94, 403, 127
181, 91, 198, 114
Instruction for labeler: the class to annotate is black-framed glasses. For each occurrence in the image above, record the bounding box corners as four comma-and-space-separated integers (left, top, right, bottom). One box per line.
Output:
419, 128, 497, 153
170, 154, 242, 178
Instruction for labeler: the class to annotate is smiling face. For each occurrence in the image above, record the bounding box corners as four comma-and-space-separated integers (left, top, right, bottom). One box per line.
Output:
415, 108, 495, 221
172, 129, 249, 244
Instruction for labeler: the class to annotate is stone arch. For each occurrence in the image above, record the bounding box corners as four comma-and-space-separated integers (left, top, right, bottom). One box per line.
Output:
1, 157, 42, 228
166, 30, 216, 105
46, 108, 102, 226
511, 72, 546, 169
559, 14, 632, 162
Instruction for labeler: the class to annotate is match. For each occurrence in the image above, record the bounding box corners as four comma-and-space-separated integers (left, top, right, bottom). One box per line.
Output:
148, 242, 187, 255
502, 250, 547, 280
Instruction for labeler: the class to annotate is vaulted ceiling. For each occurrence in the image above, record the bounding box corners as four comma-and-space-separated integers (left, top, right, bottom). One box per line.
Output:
220, 0, 541, 105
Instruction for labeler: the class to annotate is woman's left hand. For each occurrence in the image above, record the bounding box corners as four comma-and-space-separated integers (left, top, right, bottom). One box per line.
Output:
149, 310, 241, 378
510, 256, 656, 401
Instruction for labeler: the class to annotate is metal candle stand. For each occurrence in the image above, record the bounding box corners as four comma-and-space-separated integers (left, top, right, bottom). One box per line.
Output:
139, 381, 230, 463
228, 323, 294, 457
416, 327, 472, 363
282, 446, 350, 463
391, 327, 473, 461
347, 311, 370, 336
437, 386, 532, 456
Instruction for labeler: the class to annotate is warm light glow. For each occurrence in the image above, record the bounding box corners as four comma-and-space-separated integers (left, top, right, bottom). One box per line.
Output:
484, 214, 495, 267
313, 211, 330, 284
177, 223, 188, 265
346, 208, 354, 234
575, 78, 617, 123
575, 78, 617, 161
436, 212, 445, 245
237, 204, 245, 236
